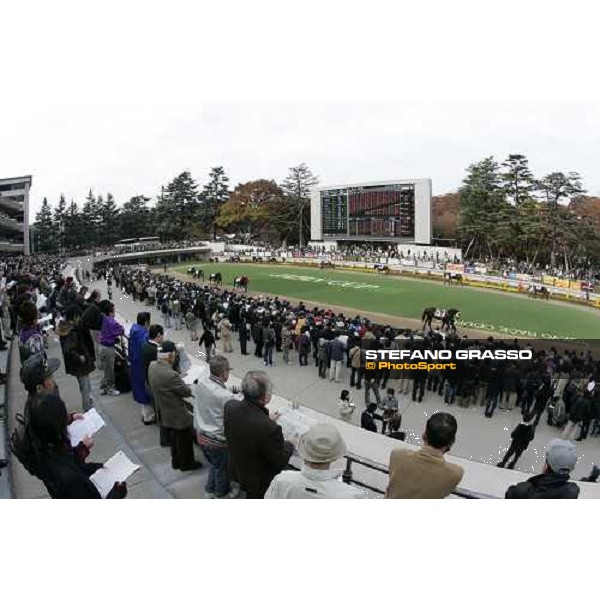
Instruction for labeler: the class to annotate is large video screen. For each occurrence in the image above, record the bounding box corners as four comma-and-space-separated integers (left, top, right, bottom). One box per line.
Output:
321, 183, 415, 239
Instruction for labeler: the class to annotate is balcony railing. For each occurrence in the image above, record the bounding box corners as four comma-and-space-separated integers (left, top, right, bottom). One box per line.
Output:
289, 451, 494, 498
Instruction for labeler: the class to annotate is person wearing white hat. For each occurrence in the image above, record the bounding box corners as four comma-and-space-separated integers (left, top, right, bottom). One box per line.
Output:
505, 438, 580, 499
264, 423, 364, 499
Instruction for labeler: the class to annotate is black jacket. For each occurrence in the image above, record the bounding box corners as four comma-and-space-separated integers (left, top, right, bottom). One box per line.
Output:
83, 302, 101, 329
36, 449, 104, 499
510, 423, 535, 449
224, 399, 293, 499
57, 322, 95, 377
199, 329, 215, 348
505, 472, 580, 499
361, 410, 378, 433
142, 340, 159, 384
569, 395, 588, 423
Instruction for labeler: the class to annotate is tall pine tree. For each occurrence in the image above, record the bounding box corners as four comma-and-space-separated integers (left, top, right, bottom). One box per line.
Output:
101, 193, 121, 244
157, 171, 198, 239
34, 198, 58, 253
281, 163, 319, 247
200, 166, 230, 239
53, 194, 68, 253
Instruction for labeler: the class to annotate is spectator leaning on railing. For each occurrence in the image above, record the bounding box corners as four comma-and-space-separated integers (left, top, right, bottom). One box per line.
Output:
224, 370, 294, 499
386, 413, 464, 499
265, 423, 365, 499
505, 438, 580, 499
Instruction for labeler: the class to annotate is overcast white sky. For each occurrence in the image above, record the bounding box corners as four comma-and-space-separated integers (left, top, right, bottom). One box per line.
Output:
2, 1, 600, 221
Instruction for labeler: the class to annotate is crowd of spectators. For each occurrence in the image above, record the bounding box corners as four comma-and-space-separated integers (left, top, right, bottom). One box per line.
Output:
4, 250, 599, 499
106, 265, 600, 442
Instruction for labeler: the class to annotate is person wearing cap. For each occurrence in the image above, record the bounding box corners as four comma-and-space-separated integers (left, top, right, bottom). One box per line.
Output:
505, 439, 580, 499
224, 370, 293, 498
265, 423, 364, 499
21, 354, 62, 418
386, 413, 464, 499
191, 355, 240, 498
148, 340, 201, 472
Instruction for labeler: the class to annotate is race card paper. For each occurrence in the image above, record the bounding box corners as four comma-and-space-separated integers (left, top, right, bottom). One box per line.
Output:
90, 451, 140, 498
68, 408, 105, 447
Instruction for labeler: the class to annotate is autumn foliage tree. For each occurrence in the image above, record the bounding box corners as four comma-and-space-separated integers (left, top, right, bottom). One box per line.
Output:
216, 179, 284, 239
432, 193, 460, 241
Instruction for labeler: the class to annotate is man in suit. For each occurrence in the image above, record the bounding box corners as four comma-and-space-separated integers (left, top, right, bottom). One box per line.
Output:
148, 340, 201, 472
224, 370, 294, 498
386, 412, 464, 499
142, 324, 168, 439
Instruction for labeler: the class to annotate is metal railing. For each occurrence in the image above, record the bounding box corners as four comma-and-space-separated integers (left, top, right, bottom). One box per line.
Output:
290, 451, 494, 499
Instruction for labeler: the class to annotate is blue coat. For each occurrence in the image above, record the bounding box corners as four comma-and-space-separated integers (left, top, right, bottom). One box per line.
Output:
129, 324, 151, 405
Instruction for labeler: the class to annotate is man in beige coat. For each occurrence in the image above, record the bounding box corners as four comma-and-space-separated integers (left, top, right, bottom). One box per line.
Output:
386, 412, 464, 499
148, 340, 201, 472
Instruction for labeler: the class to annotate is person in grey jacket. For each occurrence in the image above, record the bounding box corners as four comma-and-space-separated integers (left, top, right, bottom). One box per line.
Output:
191, 355, 240, 498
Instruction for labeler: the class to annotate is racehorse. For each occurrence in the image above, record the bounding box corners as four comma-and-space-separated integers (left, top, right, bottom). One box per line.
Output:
209, 272, 222, 285
528, 285, 549, 300
233, 275, 249, 292
374, 264, 390, 275
422, 307, 461, 333
319, 261, 336, 270
187, 267, 204, 281
444, 272, 463, 286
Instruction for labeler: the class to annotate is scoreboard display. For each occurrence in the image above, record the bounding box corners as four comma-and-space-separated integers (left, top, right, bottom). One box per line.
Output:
321, 183, 415, 239
321, 189, 348, 235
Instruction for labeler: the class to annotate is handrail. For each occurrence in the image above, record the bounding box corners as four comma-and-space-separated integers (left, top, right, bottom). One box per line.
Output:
337, 451, 493, 498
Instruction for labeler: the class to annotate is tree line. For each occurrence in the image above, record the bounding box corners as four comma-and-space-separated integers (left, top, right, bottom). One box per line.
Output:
433, 154, 600, 270
33, 154, 599, 270
32, 163, 319, 253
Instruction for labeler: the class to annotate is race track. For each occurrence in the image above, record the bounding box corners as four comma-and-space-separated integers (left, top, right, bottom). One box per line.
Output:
174, 263, 600, 339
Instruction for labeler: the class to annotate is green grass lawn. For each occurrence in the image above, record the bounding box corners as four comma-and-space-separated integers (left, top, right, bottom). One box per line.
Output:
174, 262, 600, 339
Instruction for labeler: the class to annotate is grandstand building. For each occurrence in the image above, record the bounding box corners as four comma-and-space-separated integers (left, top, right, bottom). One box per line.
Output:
310, 179, 432, 248
0, 175, 31, 255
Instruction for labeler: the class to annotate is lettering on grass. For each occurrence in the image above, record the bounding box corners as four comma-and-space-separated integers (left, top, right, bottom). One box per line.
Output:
268, 274, 379, 290
459, 320, 572, 340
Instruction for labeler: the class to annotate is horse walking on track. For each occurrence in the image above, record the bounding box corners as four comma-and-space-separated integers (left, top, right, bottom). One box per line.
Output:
422, 307, 461, 333
233, 275, 249, 291
374, 264, 390, 275
528, 285, 549, 300
319, 261, 336, 270
187, 267, 204, 281
209, 272, 222, 285
444, 272, 463, 286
